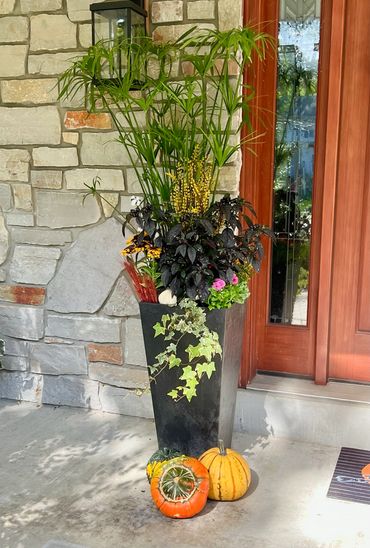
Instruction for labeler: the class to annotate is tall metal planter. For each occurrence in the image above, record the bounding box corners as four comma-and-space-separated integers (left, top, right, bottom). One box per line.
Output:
140, 302, 245, 456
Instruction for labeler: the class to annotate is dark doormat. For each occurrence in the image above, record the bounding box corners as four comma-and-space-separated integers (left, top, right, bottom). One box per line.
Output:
327, 447, 370, 505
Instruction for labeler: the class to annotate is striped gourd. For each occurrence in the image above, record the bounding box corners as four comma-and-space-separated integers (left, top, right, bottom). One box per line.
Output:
199, 440, 251, 501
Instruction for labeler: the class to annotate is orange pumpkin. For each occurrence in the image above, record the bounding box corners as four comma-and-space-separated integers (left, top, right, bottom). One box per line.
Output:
362, 463, 370, 485
150, 456, 209, 518
199, 440, 251, 501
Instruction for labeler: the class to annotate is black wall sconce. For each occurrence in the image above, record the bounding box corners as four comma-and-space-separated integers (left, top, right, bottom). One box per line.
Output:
90, 1, 148, 80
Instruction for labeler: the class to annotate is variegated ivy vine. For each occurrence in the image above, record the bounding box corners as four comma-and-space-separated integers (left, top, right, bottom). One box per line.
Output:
149, 299, 222, 402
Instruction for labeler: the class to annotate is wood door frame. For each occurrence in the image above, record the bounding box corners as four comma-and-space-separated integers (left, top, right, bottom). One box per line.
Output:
240, 0, 346, 386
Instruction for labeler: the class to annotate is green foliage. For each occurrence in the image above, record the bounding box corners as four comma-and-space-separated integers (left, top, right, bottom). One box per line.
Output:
207, 280, 250, 310
59, 28, 273, 208
125, 194, 272, 302
149, 299, 222, 402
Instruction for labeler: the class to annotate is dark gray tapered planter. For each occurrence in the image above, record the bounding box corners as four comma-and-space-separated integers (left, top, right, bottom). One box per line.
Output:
140, 302, 246, 457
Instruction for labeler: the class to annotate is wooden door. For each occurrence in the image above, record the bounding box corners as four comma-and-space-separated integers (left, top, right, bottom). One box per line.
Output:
326, 0, 370, 383
241, 0, 370, 385
241, 0, 327, 382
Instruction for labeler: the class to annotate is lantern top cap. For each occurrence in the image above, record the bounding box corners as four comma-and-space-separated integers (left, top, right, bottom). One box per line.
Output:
90, 1, 147, 16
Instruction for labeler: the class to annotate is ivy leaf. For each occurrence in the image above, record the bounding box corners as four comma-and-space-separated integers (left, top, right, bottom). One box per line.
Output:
196, 361, 216, 380
153, 323, 165, 337
161, 314, 171, 327
183, 380, 199, 402
179, 365, 197, 382
186, 344, 201, 362
168, 354, 182, 369
167, 389, 179, 400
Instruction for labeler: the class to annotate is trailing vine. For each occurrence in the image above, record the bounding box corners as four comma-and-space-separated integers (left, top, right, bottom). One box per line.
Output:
149, 299, 222, 402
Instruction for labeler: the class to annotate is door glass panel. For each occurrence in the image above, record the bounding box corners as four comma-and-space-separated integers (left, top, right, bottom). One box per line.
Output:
269, 0, 321, 325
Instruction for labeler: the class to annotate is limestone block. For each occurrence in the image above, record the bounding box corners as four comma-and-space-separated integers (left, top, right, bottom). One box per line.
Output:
0, 45, 27, 77
62, 132, 79, 145
0, 371, 43, 403
218, 0, 243, 30
42, 375, 101, 409
36, 191, 100, 228
87, 343, 123, 365
11, 227, 72, 246
2, 335, 29, 357
1, 355, 28, 371
33, 147, 78, 167
0, 16, 28, 42
152, 1, 183, 23
104, 275, 139, 317
0, 284, 45, 305
46, 314, 122, 343
10, 245, 61, 285
218, 165, 242, 192
31, 170, 62, 189
81, 132, 133, 166
120, 195, 133, 213
0, 213, 9, 265
30, 15, 76, 51
153, 23, 215, 43
0, 0, 15, 14
125, 317, 146, 367
59, 86, 85, 109
6, 213, 34, 226
1, 79, 58, 104
13, 183, 32, 211
126, 168, 142, 193
0, 107, 61, 145
20, 0, 62, 12
101, 193, 119, 218
115, 110, 146, 129
89, 363, 148, 389
99, 384, 153, 418
0, 268, 5, 281
66, 0, 95, 22
0, 304, 44, 340
78, 23, 91, 48
47, 218, 123, 313
0, 149, 29, 182
28, 52, 82, 76
0, 184, 12, 210
30, 343, 88, 375
64, 168, 124, 190
187, 0, 215, 20
64, 111, 111, 130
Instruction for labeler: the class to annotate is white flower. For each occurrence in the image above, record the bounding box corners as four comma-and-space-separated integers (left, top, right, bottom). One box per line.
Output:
158, 289, 177, 307
130, 195, 142, 207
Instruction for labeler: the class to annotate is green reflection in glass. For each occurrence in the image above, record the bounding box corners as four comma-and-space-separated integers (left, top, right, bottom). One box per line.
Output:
270, 3, 320, 325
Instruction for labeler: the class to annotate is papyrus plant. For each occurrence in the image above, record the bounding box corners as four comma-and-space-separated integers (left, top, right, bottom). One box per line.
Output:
59, 27, 272, 208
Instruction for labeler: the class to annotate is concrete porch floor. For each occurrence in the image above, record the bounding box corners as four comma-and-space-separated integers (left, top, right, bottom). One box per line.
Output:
1, 401, 370, 548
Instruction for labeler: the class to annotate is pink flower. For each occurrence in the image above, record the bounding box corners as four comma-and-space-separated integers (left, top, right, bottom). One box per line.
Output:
231, 274, 239, 285
212, 278, 226, 291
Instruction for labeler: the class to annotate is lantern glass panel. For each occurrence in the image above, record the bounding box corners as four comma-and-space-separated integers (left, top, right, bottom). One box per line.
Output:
131, 10, 146, 42
93, 8, 129, 78
93, 9, 129, 43
91, 2, 147, 82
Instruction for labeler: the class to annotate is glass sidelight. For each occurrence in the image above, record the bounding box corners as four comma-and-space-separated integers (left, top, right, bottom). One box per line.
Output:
269, 0, 321, 325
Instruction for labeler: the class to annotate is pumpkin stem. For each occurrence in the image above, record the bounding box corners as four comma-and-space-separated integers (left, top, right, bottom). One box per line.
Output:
218, 439, 227, 456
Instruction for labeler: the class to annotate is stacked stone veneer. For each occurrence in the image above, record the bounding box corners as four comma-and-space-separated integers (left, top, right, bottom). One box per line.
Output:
0, 0, 242, 417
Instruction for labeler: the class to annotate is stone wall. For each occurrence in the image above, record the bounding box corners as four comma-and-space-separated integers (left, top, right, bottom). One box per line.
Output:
0, 0, 242, 416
